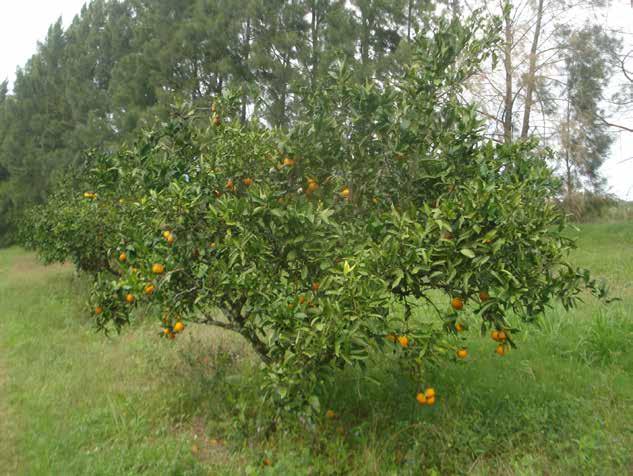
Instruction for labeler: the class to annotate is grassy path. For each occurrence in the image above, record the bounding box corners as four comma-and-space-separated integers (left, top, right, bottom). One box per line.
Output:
0, 350, 17, 475
0, 222, 632, 475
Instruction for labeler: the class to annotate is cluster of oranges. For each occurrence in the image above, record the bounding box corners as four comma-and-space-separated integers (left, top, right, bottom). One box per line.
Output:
416, 387, 437, 406
162, 230, 175, 246
162, 321, 185, 339
306, 178, 319, 195
491, 330, 509, 356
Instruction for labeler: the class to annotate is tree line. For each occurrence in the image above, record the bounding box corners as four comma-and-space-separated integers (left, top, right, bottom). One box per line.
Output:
0, 0, 629, 243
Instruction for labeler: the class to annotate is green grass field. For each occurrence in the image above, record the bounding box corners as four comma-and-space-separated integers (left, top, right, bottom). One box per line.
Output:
1, 222, 632, 475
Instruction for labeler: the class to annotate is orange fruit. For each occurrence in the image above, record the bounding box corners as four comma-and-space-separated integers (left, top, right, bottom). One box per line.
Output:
457, 348, 468, 359
398, 336, 409, 348
173, 321, 185, 333
325, 409, 336, 419
455, 322, 464, 332
497, 331, 507, 341
282, 157, 295, 167
451, 297, 464, 311
340, 187, 350, 199
416, 392, 427, 405
144, 284, 155, 295
243, 177, 253, 187
166, 235, 175, 246
163, 328, 171, 336
479, 291, 490, 301
495, 344, 506, 356
119, 252, 127, 263
263, 458, 272, 466
125, 293, 135, 304
162, 230, 172, 239
424, 387, 436, 399
210, 242, 216, 249
298, 295, 306, 305
426, 395, 436, 406
306, 179, 319, 194
152, 263, 165, 274
213, 115, 221, 126
491, 330, 500, 341
226, 179, 234, 190
311, 282, 320, 292
95, 306, 103, 315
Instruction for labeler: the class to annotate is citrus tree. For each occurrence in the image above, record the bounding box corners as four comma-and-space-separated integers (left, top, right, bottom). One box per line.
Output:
22, 12, 608, 417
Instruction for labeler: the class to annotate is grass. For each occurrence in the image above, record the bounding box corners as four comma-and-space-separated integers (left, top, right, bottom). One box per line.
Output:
1, 222, 632, 475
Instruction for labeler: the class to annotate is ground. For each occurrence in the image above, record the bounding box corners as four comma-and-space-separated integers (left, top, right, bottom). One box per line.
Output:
0, 222, 632, 475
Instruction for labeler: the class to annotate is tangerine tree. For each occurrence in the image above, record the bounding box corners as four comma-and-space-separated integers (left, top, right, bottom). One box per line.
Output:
22, 13, 608, 417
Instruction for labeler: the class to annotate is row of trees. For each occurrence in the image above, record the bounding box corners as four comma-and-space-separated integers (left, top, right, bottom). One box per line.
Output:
0, 0, 631, 243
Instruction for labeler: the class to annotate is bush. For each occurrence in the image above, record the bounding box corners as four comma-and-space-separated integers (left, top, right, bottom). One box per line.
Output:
22, 13, 608, 419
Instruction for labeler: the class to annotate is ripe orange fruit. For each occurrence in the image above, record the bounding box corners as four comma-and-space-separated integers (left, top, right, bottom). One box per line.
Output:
325, 409, 336, 419
312, 282, 320, 292
282, 157, 295, 167
119, 252, 127, 263
398, 335, 409, 348
163, 328, 171, 336
495, 344, 506, 356
166, 235, 175, 246
424, 387, 436, 399
173, 321, 185, 333
497, 331, 507, 341
451, 297, 464, 311
340, 187, 350, 199
226, 179, 234, 191
152, 263, 165, 274
95, 306, 103, 315
491, 330, 500, 341
213, 115, 221, 126
263, 458, 272, 466
416, 392, 427, 405
457, 348, 468, 359
306, 179, 319, 194
144, 284, 155, 295
243, 177, 253, 187
455, 322, 464, 332
426, 395, 436, 406
125, 293, 135, 304
479, 291, 490, 301
162, 230, 171, 239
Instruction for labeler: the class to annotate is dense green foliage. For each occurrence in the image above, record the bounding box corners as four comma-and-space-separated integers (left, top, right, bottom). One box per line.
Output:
0, 0, 452, 243
1, 222, 631, 474
22, 13, 609, 417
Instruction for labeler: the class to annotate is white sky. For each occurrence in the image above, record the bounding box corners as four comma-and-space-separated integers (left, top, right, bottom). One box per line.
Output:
0, 0, 631, 199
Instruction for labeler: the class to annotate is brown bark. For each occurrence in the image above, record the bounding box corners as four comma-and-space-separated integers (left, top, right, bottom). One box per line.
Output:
520, 0, 545, 139
503, 7, 514, 143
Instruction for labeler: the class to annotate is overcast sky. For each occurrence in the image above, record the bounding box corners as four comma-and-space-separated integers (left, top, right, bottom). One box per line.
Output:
1, 0, 632, 199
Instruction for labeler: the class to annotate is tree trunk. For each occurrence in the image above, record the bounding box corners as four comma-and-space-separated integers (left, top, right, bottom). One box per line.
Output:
503, 6, 514, 144
407, 0, 413, 41
520, 0, 544, 139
